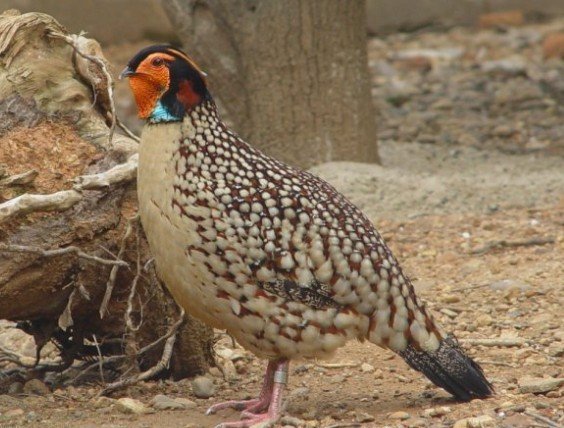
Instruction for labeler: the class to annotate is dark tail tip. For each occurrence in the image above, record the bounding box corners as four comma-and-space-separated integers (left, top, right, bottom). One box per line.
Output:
399, 335, 494, 401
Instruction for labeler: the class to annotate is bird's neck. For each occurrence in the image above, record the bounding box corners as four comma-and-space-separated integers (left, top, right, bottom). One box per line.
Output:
148, 90, 214, 124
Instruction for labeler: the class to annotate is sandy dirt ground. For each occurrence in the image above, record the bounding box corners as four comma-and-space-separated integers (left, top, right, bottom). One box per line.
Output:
1, 15, 563, 428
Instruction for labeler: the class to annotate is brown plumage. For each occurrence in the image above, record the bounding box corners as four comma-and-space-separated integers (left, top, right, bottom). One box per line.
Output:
122, 45, 493, 428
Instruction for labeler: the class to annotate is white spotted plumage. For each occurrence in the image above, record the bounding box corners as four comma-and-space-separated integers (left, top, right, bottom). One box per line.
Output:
138, 99, 445, 359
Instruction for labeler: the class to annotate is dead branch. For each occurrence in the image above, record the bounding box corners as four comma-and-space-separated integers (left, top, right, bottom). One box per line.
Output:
73, 154, 138, 190
470, 237, 556, 255
0, 243, 128, 267
0, 189, 81, 224
316, 362, 360, 369
99, 307, 186, 395
460, 337, 527, 347
125, 227, 142, 332
0, 169, 37, 187
117, 118, 140, 143
524, 411, 562, 428
476, 359, 517, 368
0, 154, 138, 223
99, 215, 139, 318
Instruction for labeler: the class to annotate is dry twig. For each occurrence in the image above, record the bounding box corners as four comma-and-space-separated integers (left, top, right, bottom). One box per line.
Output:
524, 411, 562, 428
460, 337, 527, 347
471, 237, 555, 255
0, 190, 82, 224
0, 169, 38, 187
0, 243, 128, 267
99, 308, 186, 395
74, 154, 138, 190
99, 215, 139, 318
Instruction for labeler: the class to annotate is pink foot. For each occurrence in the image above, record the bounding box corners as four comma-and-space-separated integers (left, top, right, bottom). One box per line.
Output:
206, 397, 266, 415
214, 411, 279, 428
207, 360, 288, 428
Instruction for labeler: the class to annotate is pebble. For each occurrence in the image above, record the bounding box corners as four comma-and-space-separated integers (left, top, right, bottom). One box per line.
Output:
92, 397, 115, 408
4, 408, 25, 418
479, 10, 524, 28
192, 376, 216, 398
356, 411, 375, 423
476, 314, 493, 327
280, 415, 307, 427
115, 397, 151, 414
360, 362, 374, 373
440, 308, 458, 318
389, 411, 410, 420
289, 387, 310, 399
23, 379, 50, 395
481, 57, 526, 76
422, 406, 451, 417
543, 32, 564, 59
489, 279, 531, 293
453, 415, 496, 428
8, 381, 24, 395
151, 394, 196, 410
518, 376, 564, 394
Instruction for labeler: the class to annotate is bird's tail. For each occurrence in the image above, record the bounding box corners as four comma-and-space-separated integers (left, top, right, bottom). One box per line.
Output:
398, 334, 494, 401
366, 273, 494, 400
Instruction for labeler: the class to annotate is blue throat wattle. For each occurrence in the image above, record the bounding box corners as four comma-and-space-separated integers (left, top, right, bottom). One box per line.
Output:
149, 101, 181, 123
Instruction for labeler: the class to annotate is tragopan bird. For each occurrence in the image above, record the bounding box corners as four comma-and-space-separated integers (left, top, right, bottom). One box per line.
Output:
121, 45, 493, 428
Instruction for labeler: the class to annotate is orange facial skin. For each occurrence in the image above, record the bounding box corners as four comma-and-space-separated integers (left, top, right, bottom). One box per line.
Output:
128, 52, 175, 119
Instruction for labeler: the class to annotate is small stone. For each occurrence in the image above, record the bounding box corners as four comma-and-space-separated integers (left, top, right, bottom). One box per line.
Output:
5, 408, 25, 418
116, 397, 151, 414
356, 411, 375, 423
373, 369, 384, 379
543, 32, 564, 59
280, 415, 307, 427
481, 57, 526, 76
547, 344, 564, 358
208, 367, 222, 377
26, 411, 39, 421
440, 308, 458, 319
289, 387, 310, 399
23, 379, 50, 395
8, 382, 24, 395
360, 363, 374, 373
422, 406, 451, 418
389, 411, 410, 420
479, 10, 524, 28
92, 397, 115, 409
518, 376, 564, 394
192, 376, 216, 398
151, 394, 186, 410
175, 397, 197, 409
442, 295, 460, 304
476, 314, 493, 327
489, 279, 531, 293
453, 415, 496, 428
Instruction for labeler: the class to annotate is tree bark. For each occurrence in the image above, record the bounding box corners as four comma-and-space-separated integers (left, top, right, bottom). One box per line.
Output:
0, 10, 213, 383
162, 0, 380, 168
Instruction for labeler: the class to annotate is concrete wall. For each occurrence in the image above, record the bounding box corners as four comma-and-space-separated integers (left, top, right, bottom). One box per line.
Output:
0, 0, 175, 44
1, 0, 563, 45
367, 0, 564, 34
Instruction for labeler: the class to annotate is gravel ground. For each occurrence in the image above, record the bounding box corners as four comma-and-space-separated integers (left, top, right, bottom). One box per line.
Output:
1, 16, 563, 428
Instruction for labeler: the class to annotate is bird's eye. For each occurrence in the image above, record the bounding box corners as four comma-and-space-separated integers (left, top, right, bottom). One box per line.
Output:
152, 57, 165, 67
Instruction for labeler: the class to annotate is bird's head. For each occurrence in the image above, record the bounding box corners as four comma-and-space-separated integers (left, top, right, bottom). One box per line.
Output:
120, 45, 208, 123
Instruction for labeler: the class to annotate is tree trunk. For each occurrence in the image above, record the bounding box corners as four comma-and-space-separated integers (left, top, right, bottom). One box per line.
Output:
162, 0, 379, 168
0, 10, 214, 385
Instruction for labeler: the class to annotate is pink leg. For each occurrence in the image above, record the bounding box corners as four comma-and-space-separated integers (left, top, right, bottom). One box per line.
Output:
206, 360, 276, 415
208, 360, 289, 428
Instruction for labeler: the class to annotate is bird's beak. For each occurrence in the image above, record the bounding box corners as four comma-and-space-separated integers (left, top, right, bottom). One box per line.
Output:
119, 66, 135, 80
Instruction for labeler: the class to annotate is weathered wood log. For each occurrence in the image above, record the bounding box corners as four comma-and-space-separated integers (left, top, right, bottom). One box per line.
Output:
0, 10, 214, 384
